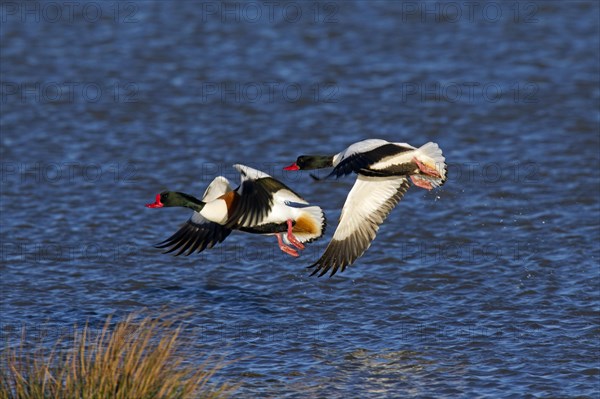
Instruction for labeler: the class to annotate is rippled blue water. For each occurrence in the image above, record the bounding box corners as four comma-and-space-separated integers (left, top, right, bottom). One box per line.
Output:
1, 1, 599, 397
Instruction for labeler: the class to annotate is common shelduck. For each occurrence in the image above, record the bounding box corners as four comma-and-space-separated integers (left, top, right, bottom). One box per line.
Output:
146, 164, 326, 258
284, 139, 447, 276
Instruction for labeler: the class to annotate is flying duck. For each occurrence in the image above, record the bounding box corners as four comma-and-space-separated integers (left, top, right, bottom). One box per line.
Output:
283, 139, 447, 276
146, 164, 326, 258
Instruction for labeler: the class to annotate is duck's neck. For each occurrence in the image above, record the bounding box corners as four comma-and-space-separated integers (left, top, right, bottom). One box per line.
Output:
174, 192, 205, 212
306, 155, 334, 169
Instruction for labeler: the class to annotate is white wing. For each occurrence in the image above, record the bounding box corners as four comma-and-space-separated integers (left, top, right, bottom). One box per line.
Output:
233, 164, 271, 181
309, 175, 410, 277
329, 140, 418, 178
332, 139, 390, 165
201, 176, 233, 202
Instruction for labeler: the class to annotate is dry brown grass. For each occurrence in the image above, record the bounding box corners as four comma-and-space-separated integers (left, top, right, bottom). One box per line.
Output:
0, 313, 235, 399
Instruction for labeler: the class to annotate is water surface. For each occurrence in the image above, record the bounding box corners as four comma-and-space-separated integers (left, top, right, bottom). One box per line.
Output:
1, 1, 599, 397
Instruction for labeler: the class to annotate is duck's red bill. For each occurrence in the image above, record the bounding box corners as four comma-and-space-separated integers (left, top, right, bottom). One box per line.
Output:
146, 194, 163, 208
283, 163, 299, 171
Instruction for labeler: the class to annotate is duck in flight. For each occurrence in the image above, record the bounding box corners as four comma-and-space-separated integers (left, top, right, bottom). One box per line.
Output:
284, 139, 447, 276
146, 164, 325, 257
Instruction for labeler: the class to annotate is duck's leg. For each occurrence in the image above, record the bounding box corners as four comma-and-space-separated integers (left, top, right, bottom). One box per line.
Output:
276, 233, 299, 257
286, 219, 305, 250
413, 157, 441, 178
411, 175, 434, 190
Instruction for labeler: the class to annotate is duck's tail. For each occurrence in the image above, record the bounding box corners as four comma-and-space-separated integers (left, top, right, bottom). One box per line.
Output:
287, 204, 326, 244
414, 142, 447, 188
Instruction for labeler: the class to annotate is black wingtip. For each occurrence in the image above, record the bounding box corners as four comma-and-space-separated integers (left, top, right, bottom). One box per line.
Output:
322, 264, 339, 277
307, 261, 339, 278
310, 172, 339, 181
325, 170, 338, 180
154, 238, 174, 248
307, 263, 321, 277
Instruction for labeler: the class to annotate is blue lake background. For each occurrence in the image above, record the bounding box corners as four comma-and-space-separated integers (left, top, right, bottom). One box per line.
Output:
1, 1, 599, 397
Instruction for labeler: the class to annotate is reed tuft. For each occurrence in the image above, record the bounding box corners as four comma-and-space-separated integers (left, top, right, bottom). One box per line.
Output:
0, 313, 235, 399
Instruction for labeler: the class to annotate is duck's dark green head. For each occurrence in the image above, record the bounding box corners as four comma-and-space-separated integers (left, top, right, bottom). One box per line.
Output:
284, 155, 334, 171
146, 191, 204, 210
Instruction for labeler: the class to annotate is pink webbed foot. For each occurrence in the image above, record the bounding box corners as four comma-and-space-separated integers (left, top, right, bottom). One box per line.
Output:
413, 157, 441, 178
276, 233, 299, 257
286, 219, 305, 250
411, 175, 434, 190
